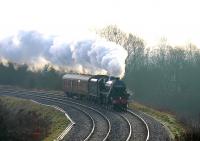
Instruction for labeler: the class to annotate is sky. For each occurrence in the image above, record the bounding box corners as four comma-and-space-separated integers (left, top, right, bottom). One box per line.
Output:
0, 0, 199, 47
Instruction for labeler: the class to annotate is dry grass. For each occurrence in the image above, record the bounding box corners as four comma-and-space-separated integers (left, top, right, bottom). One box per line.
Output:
0, 96, 69, 141
129, 102, 185, 139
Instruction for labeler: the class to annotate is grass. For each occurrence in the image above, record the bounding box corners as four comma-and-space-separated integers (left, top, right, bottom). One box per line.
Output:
0, 96, 69, 141
129, 101, 185, 139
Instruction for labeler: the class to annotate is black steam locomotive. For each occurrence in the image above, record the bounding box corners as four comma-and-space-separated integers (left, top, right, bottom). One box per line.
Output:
62, 74, 129, 110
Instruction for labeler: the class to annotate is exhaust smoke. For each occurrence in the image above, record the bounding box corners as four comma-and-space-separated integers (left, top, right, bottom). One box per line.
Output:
0, 31, 127, 78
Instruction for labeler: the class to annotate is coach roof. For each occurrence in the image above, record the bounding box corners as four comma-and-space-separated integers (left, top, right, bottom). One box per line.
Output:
62, 74, 92, 81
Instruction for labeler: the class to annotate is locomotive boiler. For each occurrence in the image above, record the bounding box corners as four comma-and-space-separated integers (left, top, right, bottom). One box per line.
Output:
62, 74, 129, 110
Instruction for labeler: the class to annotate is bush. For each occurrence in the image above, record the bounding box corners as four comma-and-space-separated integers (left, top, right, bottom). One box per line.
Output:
177, 115, 200, 141
0, 97, 51, 141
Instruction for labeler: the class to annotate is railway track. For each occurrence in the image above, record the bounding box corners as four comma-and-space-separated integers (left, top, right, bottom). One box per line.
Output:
0, 85, 156, 141
1, 92, 96, 141
122, 110, 149, 141
0, 87, 111, 141
119, 114, 132, 141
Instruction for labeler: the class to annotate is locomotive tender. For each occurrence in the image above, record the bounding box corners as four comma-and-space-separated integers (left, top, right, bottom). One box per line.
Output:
62, 74, 129, 110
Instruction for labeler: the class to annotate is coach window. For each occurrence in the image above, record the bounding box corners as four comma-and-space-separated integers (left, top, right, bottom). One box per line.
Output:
70, 80, 72, 88
78, 80, 80, 88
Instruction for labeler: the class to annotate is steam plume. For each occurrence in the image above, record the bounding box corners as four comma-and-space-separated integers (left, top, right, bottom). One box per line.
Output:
0, 31, 127, 78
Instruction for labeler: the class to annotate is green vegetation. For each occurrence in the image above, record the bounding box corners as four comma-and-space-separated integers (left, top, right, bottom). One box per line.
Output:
0, 63, 62, 90
0, 96, 69, 141
129, 102, 185, 139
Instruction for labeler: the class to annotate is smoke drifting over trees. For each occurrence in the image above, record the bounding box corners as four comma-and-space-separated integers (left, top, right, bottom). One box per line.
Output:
0, 31, 127, 78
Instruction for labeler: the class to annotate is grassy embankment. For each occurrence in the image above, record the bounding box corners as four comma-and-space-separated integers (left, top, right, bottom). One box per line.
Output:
0, 96, 69, 141
129, 102, 185, 140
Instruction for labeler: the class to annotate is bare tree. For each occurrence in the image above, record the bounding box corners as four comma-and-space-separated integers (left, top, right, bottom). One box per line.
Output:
97, 25, 145, 60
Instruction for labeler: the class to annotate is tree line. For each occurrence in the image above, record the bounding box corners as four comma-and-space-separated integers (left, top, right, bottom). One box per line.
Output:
0, 63, 62, 90
97, 25, 200, 118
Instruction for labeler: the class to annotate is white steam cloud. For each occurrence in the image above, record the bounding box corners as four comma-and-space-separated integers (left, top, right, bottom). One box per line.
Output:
0, 31, 127, 78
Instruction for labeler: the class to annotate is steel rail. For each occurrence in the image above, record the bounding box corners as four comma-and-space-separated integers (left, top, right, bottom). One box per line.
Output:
119, 114, 132, 141
127, 109, 150, 141
30, 99, 75, 141
0, 91, 95, 141
0, 88, 111, 141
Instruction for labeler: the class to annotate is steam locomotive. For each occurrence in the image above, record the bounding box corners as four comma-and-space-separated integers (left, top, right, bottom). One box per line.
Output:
62, 74, 129, 110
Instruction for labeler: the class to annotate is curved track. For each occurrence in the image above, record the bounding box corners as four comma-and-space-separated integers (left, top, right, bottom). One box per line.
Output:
0, 86, 111, 141
0, 85, 169, 141
119, 114, 132, 141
